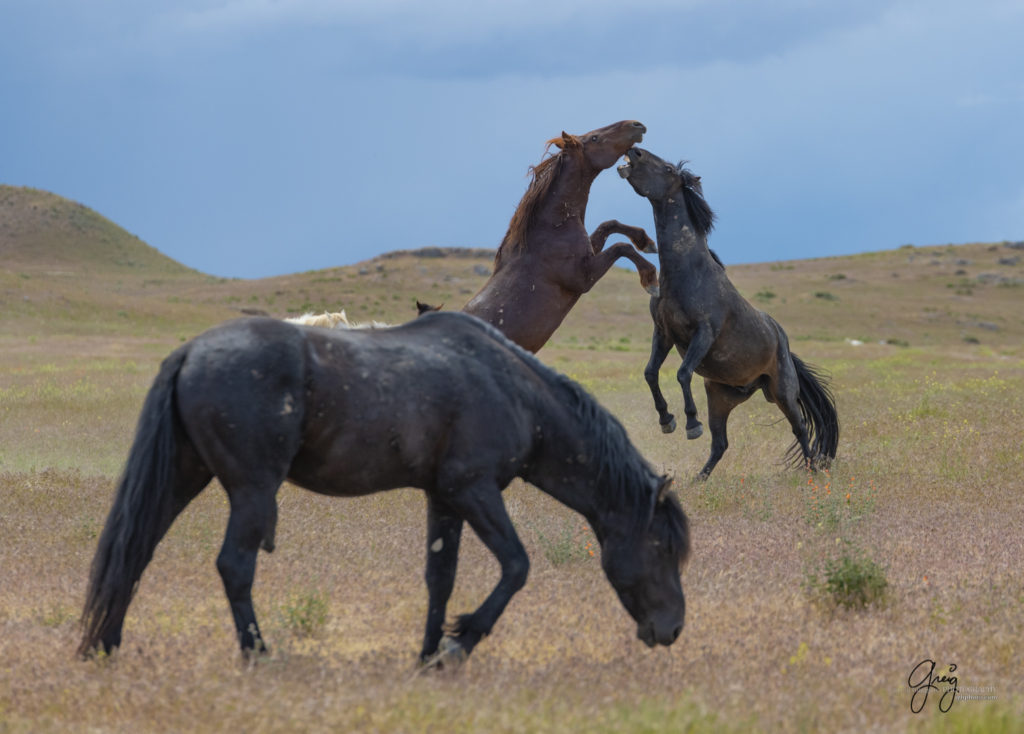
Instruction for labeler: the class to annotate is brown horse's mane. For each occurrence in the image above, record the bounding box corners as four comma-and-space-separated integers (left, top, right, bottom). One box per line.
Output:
494, 135, 582, 270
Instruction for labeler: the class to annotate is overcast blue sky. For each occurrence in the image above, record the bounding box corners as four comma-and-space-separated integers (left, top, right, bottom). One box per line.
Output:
3, 0, 1022, 278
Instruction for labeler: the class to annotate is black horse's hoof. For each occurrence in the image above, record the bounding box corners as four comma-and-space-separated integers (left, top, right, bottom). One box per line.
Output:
661, 417, 677, 434
686, 423, 703, 440
418, 636, 467, 674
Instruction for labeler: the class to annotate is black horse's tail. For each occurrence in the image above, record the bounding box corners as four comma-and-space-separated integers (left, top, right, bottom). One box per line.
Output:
78, 346, 191, 658
786, 354, 839, 469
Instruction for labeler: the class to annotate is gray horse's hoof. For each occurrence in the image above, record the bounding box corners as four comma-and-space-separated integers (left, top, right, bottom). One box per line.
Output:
661, 417, 677, 434
418, 636, 467, 674
645, 283, 660, 298
686, 423, 703, 440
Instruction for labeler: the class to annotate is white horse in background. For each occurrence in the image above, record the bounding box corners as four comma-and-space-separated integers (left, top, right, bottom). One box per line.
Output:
284, 302, 440, 330
285, 310, 389, 330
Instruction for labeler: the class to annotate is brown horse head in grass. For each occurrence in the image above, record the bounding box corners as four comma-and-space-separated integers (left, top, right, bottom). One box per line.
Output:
618, 147, 839, 479
78, 312, 689, 667
463, 120, 660, 352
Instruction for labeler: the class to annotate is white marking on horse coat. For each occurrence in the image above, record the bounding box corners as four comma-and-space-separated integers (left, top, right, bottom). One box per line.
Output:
280, 393, 295, 415
431, 538, 444, 552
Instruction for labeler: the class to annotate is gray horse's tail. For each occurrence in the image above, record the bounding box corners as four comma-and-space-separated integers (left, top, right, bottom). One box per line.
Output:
787, 354, 839, 469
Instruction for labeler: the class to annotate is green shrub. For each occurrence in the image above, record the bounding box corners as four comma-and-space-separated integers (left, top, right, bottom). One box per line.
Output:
281, 590, 329, 637
807, 543, 888, 610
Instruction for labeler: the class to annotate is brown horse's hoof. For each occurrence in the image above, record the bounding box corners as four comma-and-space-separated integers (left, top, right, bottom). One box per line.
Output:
661, 417, 677, 434
686, 424, 703, 440
645, 283, 661, 298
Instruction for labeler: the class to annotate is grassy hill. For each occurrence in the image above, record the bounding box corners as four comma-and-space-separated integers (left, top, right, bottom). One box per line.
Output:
2, 184, 1022, 352
0, 185, 195, 275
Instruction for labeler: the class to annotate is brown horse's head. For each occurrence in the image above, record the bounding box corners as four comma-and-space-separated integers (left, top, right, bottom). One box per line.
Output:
548, 120, 646, 172
496, 120, 646, 268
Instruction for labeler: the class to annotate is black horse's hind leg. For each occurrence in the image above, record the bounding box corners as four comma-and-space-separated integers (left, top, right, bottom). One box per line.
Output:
216, 483, 280, 657
420, 495, 464, 665
645, 326, 677, 433
432, 479, 529, 662
676, 324, 715, 440
699, 381, 753, 479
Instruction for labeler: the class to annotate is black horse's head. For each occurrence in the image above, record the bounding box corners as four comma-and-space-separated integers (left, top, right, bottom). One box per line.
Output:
618, 148, 715, 236
600, 475, 690, 647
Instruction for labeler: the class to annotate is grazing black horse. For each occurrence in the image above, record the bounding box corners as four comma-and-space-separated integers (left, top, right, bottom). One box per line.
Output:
79, 311, 690, 666
618, 148, 838, 479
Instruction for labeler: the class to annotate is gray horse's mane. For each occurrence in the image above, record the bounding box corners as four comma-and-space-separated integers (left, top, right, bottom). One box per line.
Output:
675, 162, 716, 238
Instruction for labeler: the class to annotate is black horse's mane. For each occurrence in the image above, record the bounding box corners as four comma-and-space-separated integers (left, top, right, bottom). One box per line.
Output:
676, 163, 716, 238
431, 312, 689, 556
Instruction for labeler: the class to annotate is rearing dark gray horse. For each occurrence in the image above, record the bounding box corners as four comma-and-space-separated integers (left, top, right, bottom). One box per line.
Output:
618, 148, 838, 479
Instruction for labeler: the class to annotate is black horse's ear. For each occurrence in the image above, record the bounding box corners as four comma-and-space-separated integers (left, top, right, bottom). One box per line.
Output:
657, 475, 674, 504
416, 300, 442, 316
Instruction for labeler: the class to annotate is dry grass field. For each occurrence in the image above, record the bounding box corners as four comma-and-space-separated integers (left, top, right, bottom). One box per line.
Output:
2, 186, 1023, 732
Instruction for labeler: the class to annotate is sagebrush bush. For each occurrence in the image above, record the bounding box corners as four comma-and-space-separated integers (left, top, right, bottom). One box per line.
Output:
807, 543, 889, 610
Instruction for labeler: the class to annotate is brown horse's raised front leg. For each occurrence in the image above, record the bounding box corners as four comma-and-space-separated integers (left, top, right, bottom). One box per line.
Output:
590, 219, 657, 255
575, 242, 659, 296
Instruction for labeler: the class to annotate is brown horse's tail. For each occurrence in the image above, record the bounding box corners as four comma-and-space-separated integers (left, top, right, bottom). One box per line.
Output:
788, 354, 839, 469
78, 346, 192, 658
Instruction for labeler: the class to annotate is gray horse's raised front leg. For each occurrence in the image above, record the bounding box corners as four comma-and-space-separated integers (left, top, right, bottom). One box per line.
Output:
645, 325, 677, 433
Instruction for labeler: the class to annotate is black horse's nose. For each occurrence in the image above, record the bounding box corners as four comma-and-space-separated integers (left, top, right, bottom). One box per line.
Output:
670, 624, 683, 644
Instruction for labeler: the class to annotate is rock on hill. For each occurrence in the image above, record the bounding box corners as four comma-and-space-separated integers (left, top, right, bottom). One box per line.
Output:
0, 185, 194, 275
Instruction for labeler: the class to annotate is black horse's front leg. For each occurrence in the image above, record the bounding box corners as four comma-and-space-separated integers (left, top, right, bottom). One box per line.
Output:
425, 479, 529, 665
420, 495, 464, 665
589, 219, 657, 255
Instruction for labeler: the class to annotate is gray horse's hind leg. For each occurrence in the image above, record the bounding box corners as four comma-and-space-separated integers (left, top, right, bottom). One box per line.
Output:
769, 364, 815, 469
699, 381, 754, 479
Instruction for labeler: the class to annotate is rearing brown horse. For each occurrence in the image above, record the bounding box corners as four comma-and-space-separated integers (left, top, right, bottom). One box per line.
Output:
463, 120, 659, 353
